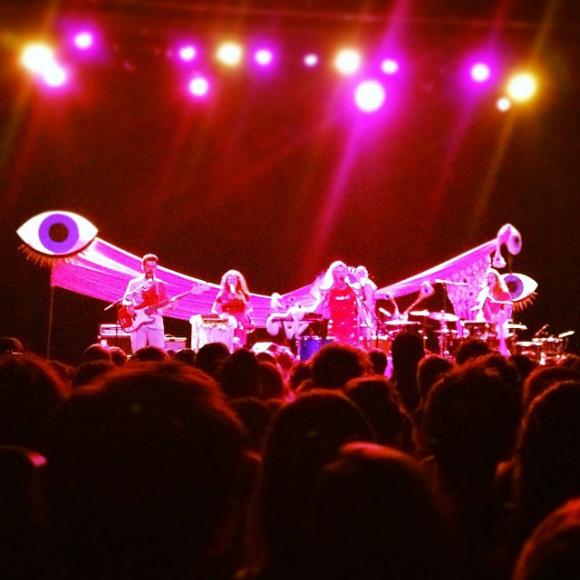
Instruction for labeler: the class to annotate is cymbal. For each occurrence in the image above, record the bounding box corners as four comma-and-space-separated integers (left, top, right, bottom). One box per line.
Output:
410, 310, 430, 317
384, 319, 420, 327
428, 311, 459, 322
507, 323, 527, 330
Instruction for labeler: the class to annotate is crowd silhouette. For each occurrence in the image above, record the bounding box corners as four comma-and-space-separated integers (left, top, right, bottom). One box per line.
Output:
0, 332, 579, 579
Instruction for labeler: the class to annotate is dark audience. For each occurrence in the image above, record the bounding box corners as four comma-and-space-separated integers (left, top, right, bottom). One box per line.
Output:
1, 331, 580, 580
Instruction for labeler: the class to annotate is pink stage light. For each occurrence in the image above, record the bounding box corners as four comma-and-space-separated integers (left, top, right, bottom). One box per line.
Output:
73, 31, 94, 50
188, 75, 210, 97
303, 53, 319, 67
178, 45, 197, 62
381, 58, 399, 75
471, 62, 491, 83
354, 80, 386, 113
255, 49, 273, 66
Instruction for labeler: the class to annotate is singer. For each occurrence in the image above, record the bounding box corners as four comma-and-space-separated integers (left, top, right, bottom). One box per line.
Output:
122, 253, 171, 353
312, 261, 358, 345
212, 269, 252, 347
473, 267, 513, 325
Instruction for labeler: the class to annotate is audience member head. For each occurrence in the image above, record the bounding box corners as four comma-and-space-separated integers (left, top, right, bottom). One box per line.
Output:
108, 346, 127, 366
220, 348, 261, 399
368, 348, 388, 376
522, 365, 580, 410
0, 354, 68, 452
257, 390, 373, 573
72, 360, 115, 389
46, 362, 246, 579
515, 380, 580, 540
417, 354, 453, 402
424, 362, 519, 476
390, 331, 425, 413
258, 361, 286, 400
230, 397, 272, 453
513, 498, 580, 580
130, 346, 167, 362
81, 343, 111, 363
195, 342, 230, 380
391, 331, 424, 371
311, 442, 451, 580
288, 361, 312, 392
454, 338, 491, 365
509, 354, 538, 382
345, 376, 411, 450
0, 337, 24, 355
310, 344, 368, 390
173, 348, 196, 366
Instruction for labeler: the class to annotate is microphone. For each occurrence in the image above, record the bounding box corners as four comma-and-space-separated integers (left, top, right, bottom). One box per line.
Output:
434, 279, 469, 287
534, 323, 549, 338
558, 330, 575, 339
229, 283, 235, 294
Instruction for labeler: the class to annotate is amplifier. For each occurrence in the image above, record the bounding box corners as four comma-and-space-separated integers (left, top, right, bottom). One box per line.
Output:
164, 336, 187, 353
99, 324, 130, 338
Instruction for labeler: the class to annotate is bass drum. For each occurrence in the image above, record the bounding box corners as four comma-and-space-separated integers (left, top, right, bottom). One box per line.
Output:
298, 336, 334, 361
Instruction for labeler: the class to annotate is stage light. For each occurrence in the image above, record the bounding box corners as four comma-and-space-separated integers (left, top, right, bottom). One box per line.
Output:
334, 48, 361, 75
354, 80, 386, 113
303, 53, 319, 67
255, 49, 273, 66
73, 31, 94, 50
20, 42, 56, 74
470, 62, 491, 83
216, 42, 243, 66
496, 97, 512, 112
381, 58, 399, 75
178, 45, 197, 62
188, 75, 209, 97
506, 72, 537, 102
42, 63, 68, 87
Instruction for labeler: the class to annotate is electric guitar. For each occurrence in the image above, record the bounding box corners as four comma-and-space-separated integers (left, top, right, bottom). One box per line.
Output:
118, 285, 205, 333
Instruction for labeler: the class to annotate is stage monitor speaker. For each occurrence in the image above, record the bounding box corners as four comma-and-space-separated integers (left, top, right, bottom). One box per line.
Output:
164, 336, 187, 353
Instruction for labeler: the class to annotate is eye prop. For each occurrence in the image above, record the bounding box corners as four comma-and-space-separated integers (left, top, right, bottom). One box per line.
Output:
502, 272, 538, 312
17, 211, 98, 264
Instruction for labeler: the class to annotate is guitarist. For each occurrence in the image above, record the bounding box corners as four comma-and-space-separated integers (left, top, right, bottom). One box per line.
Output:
122, 254, 173, 353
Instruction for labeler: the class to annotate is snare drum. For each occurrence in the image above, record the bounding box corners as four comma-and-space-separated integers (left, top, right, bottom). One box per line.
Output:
362, 334, 392, 354
463, 321, 493, 340
298, 337, 334, 361
515, 341, 542, 360
533, 337, 564, 362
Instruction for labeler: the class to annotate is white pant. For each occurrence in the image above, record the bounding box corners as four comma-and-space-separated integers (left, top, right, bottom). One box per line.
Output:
131, 326, 165, 353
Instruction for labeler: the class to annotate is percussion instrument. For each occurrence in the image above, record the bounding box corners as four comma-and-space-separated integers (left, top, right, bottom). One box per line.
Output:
515, 341, 542, 360
428, 311, 459, 323
297, 336, 334, 361
463, 321, 493, 339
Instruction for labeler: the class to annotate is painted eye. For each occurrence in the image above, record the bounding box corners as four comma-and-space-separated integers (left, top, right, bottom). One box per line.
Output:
17, 211, 98, 258
503, 273, 538, 301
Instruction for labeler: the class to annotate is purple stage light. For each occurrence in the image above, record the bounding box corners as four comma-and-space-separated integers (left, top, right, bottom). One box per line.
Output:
73, 31, 94, 50
255, 49, 273, 66
178, 45, 197, 62
354, 80, 386, 113
381, 58, 399, 75
471, 62, 491, 83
